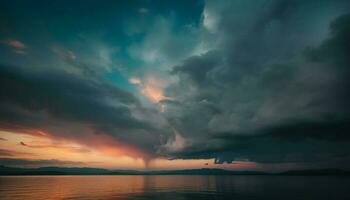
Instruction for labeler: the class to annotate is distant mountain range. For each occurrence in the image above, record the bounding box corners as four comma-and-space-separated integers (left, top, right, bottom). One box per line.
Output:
0, 166, 349, 176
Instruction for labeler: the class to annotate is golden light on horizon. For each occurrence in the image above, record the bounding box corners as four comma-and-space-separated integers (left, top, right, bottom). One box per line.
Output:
0, 131, 147, 169
0, 130, 259, 170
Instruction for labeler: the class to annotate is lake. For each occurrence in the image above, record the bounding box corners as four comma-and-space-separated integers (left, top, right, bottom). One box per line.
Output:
0, 175, 349, 199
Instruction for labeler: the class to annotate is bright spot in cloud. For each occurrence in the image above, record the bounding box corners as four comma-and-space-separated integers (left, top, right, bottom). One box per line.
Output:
160, 104, 166, 112
203, 8, 218, 33
141, 84, 165, 103
129, 77, 142, 85
162, 128, 186, 153
129, 76, 167, 103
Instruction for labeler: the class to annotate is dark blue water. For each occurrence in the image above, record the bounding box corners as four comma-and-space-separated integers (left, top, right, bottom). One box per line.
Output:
0, 175, 349, 199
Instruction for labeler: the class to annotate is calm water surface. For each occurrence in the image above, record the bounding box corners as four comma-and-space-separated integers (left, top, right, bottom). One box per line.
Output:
0, 175, 349, 200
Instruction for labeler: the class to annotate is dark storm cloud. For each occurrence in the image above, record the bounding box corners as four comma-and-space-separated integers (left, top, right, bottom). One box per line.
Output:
168, 131, 350, 167
0, 64, 142, 127
260, 120, 350, 141
162, 0, 350, 166
172, 51, 223, 86
0, 63, 167, 155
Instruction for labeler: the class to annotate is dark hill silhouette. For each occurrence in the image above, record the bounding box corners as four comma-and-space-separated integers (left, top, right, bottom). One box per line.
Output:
280, 168, 350, 176
0, 166, 349, 176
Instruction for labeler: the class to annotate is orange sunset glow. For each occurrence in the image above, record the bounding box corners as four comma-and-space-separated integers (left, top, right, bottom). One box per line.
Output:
1, 130, 231, 170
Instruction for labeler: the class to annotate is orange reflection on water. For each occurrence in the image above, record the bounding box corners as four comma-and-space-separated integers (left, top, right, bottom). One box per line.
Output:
0, 175, 221, 200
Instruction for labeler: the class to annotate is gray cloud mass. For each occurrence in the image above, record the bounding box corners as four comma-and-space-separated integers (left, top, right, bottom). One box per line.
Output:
161, 0, 350, 167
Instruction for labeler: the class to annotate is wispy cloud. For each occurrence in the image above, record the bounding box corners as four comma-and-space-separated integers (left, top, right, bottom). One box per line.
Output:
20, 141, 90, 153
0, 149, 33, 157
3, 39, 26, 49
0, 158, 84, 167
1, 39, 27, 54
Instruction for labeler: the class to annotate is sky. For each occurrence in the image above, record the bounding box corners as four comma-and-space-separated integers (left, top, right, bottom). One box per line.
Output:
0, 0, 350, 171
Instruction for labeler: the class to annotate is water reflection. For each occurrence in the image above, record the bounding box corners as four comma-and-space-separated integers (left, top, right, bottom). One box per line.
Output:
0, 175, 349, 199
